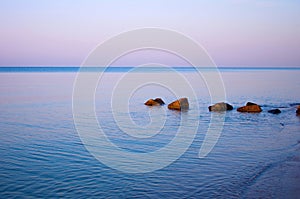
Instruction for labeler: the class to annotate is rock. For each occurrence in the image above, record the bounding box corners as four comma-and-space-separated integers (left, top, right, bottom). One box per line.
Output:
144, 99, 158, 106
168, 98, 189, 110
268, 109, 281, 114
208, 102, 233, 112
297, 105, 300, 115
290, 103, 300, 107
153, 98, 165, 105
246, 102, 258, 106
237, 102, 262, 113
144, 98, 165, 106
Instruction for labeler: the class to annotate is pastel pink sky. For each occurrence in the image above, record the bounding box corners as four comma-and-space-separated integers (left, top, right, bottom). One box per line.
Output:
0, 0, 299, 66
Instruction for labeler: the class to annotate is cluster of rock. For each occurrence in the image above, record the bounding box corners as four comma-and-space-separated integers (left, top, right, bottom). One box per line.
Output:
208, 102, 263, 113
145, 97, 189, 111
209, 102, 283, 114
145, 98, 300, 115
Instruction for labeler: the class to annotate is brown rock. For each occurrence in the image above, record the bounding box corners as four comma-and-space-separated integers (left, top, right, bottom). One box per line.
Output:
208, 102, 233, 112
297, 105, 300, 115
168, 98, 189, 110
144, 98, 165, 106
237, 102, 262, 113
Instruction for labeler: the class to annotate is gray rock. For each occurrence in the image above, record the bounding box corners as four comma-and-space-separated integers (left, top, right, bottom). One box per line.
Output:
208, 102, 233, 112
268, 109, 281, 114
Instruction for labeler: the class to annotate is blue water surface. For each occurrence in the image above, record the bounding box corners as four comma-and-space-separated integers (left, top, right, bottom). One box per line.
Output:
0, 68, 300, 198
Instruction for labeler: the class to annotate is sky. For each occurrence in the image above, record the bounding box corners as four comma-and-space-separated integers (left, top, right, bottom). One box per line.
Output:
0, 0, 299, 66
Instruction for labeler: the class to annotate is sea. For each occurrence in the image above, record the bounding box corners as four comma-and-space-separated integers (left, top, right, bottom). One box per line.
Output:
0, 67, 299, 198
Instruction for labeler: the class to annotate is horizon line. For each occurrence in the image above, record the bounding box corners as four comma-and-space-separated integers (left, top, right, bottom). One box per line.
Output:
1, 66, 300, 73
0, 65, 300, 68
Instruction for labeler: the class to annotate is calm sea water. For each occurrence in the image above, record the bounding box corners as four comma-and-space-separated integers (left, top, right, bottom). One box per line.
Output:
0, 67, 300, 198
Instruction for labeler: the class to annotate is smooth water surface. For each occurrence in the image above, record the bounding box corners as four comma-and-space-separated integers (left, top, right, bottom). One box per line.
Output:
0, 69, 300, 198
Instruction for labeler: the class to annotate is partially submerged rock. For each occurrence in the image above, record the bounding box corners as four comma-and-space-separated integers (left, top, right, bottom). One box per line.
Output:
246, 102, 257, 106
268, 109, 281, 114
208, 102, 233, 112
297, 105, 300, 115
144, 98, 165, 106
168, 98, 189, 110
237, 102, 262, 113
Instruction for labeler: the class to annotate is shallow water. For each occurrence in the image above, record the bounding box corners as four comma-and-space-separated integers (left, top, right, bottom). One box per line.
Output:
0, 69, 300, 198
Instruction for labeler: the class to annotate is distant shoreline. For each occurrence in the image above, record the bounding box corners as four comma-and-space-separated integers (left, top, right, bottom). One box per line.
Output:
1, 66, 300, 73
